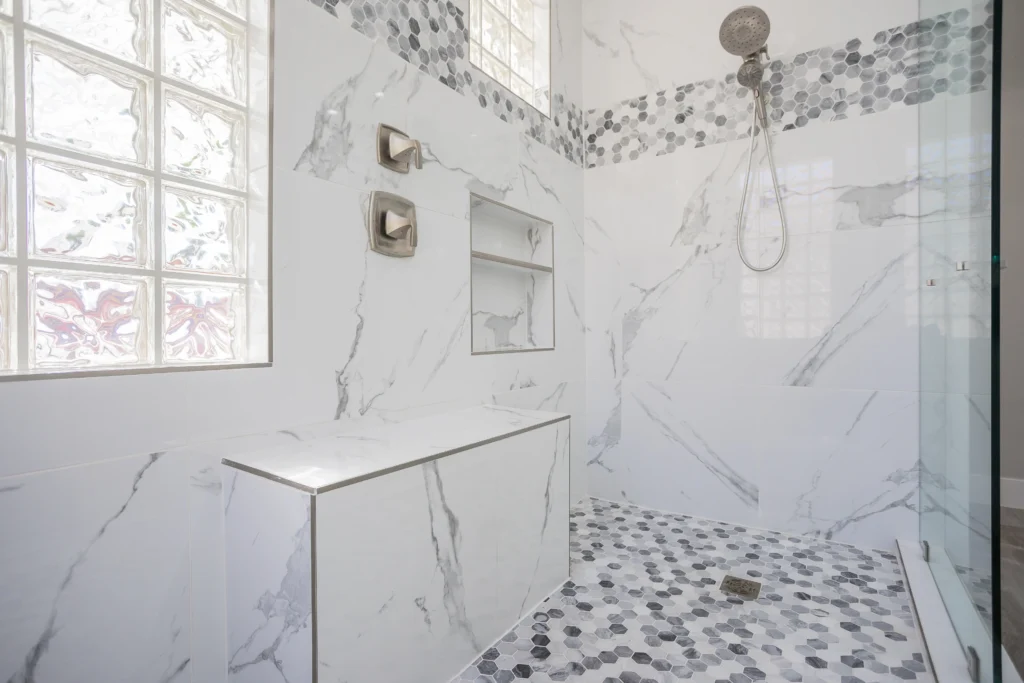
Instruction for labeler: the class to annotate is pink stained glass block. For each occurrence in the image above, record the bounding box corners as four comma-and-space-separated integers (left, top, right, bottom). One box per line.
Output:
31, 270, 150, 367
163, 281, 242, 363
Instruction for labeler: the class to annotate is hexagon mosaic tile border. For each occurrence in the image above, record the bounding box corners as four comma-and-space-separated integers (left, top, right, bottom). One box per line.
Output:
585, 4, 994, 169
306, 0, 585, 165
455, 498, 932, 683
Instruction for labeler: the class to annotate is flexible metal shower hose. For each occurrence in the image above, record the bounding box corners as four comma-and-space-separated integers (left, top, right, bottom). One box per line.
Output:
736, 89, 788, 272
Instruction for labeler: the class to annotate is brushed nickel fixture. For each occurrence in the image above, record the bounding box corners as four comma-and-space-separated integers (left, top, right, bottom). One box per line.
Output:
368, 191, 417, 257
376, 123, 422, 173
720, 6, 788, 272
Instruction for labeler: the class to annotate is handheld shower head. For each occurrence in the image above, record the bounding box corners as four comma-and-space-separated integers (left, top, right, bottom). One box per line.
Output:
719, 5, 771, 57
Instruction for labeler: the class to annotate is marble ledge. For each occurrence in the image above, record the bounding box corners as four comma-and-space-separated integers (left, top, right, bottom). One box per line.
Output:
221, 405, 570, 494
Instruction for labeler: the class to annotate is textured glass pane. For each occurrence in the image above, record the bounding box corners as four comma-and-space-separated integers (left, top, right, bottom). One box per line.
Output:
30, 270, 150, 367
470, 0, 481, 37
0, 22, 12, 135
0, 0, 9, 15
510, 74, 532, 102
0, 266, 12, 370
163, 87, 245, 189
510, 0, 531, 32
27, 36, 151, 165
163, 281, 242, 363
480, 50, 509, 85
510, 28, 532, 80
204, 0, 244, 19
164, 0, 246, 101
164, 184, 244, 274
28, 155, 149, 266
482, 3, 508, 61
27, 0, 150, 65
0, 144, 12, 256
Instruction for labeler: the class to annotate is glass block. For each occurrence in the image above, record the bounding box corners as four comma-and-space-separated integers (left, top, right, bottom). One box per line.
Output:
470, 0, 481, 38
28, 154, 150, 266
30, 269, 151, 367
0, 0, 9, 15
510, 0, 532, 32
203, 0, 245, 19
163, 86, 246, 189
163, 0, 246, 102
0, 21, 13, 135
510, 74, 532, 102
163, 184, 245, 275
485, 0, 509, 14
470, 40, 481, 66
163, 280, 243, 363
510, 28, 532, 80
0, 143, 12, 256
0, 265, 12, 370
27, 36, 151, 166
27, 0, 150, 66
480, 51, 509, 85
482, 3, 509, 62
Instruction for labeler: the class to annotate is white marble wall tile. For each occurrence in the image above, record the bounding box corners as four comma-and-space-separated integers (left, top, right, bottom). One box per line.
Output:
0, 454, 190, 683
189, 453, 230, 683
314, 422, 569, 683
491, 381, 585, 502
224, 470, 313, 683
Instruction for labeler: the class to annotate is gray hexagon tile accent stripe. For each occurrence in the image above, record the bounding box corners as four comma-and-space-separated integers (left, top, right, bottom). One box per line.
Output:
586, 4, 994, 169
306, 0, 584, 165
455, 498, 932, 683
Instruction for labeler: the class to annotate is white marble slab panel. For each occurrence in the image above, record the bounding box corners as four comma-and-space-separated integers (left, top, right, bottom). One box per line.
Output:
0, 454, 190, 683
314, 420, 569, 683
224, 469, 313, 683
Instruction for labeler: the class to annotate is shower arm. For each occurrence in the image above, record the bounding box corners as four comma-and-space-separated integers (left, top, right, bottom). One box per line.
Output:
736, 87, 788, 272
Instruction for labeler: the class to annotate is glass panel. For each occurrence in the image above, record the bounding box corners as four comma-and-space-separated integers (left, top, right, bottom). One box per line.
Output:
163, 183, 245, 275
510, 0, 531, 32
510, 28, 532, 80
481, 2, 508, 62
163, 0, 246, 102
26, 0, 150, 66
918, 0, 999, 680
0, 143, 12, 256
470, 40, 481, 66
0, 21, 13, 135
470, 0, 481, 39
30, 269, 151, 367
163, 280, 242, 363
163, 86, 246, 189
28, 154, 150, 266
510, 74, 531, 102
26, 35, 151, 166
0, 0, 9, 15
480, 50, 509, 86
485, 0, 508, 14
0, 265, 12, 370
202, 0, 244, 20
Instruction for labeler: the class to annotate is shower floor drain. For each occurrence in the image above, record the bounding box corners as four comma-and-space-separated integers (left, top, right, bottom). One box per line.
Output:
721, 575, 762, 600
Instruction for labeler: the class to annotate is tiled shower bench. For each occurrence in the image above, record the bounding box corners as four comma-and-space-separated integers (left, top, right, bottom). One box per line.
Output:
221, 405, 571, 683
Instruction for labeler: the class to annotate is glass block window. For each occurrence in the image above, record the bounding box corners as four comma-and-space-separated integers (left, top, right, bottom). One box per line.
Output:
469, 0, 550, 116
0, 0, 271, 375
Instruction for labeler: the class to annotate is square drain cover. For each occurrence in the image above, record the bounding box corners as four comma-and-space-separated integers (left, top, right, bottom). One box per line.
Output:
721, 575, 762, 600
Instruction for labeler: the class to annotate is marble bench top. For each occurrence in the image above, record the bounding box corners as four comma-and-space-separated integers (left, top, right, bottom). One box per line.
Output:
221, 405, 569, 494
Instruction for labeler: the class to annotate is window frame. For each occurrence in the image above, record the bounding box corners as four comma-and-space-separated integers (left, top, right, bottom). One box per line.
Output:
0, 0, 274, 382
468, 0, 553, 118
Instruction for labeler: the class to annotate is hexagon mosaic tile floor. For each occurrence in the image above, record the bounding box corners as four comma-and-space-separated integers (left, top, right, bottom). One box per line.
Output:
454, 498, 932, 683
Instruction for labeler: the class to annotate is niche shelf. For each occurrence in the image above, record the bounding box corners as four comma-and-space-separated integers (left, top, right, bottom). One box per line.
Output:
470, 194, 554, 355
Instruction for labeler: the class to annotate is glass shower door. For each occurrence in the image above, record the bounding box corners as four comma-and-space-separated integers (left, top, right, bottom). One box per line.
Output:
918, 0, 1000, 680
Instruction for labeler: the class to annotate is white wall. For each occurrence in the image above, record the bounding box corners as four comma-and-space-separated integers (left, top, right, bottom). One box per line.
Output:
0, 0, 585, 680
581, 0, 994, 549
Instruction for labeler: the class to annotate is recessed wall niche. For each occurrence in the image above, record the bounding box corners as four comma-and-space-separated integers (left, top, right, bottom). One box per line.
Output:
470, 194, 554, 354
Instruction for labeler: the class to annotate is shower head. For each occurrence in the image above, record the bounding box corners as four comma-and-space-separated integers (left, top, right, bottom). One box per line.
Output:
736, 58, 765, 89
719, 5, 771, 57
